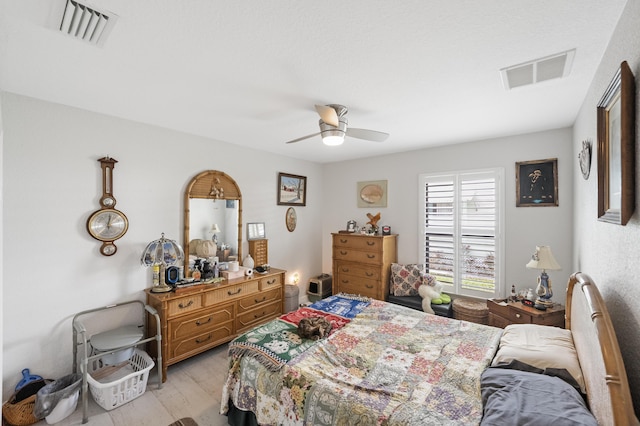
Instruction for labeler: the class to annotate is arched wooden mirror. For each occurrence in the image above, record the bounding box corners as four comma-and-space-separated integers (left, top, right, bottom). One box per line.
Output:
183, 171, 242, 276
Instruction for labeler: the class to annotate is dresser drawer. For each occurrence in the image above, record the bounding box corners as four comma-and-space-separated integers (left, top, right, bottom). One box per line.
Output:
237, 287, 281, 311
259, 274, 282, 291
168, 303, 235, 340
333, 235, 381, 251
334, 262, 380, 280
167, 295, 203, 318
336, 276, 379, 298
204, 280, 259, 306
236, 300, 282, 332
169, 326, 234, 360
507, 306, 533, 324
333, 249, 382, 265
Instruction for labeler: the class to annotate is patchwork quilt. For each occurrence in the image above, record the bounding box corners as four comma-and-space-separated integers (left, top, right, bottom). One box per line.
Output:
222, 296, 502, 425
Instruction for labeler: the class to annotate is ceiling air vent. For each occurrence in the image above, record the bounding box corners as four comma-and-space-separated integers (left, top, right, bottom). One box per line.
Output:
59, 0, 118, 47
500, 49, 576, 90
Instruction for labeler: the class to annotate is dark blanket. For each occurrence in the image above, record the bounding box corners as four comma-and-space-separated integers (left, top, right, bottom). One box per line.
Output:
480, 361, 597, 426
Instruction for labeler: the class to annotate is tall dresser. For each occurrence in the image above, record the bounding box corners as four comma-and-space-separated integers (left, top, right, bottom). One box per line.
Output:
332, 233, 398, 301
145, 268, 285, 381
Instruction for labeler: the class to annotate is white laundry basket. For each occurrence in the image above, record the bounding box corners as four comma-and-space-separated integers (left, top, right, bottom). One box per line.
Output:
86, 348, 154, 411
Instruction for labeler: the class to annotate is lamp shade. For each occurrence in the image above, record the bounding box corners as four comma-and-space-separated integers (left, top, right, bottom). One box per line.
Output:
141, 233, 184, 293
525, 246, 561, 271
210, 223, 221, 233
140, 233, 184, 267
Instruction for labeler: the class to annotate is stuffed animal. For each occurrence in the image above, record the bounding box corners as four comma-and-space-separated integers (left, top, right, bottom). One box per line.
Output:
418, 280, 450, 314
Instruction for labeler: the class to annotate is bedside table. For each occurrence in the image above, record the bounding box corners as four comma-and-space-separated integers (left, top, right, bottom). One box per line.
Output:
487, 299, 565, 328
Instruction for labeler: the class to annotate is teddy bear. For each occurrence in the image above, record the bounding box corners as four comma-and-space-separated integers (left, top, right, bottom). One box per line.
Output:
418, 279, 451, 314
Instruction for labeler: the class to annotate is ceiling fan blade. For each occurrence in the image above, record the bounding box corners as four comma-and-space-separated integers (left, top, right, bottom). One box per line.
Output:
346, 128, 389, 142
314, 104, 339, 127
285, 132, 321, 144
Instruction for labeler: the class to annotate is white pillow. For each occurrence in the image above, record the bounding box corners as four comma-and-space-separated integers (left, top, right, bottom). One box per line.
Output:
492, 324, 586, 393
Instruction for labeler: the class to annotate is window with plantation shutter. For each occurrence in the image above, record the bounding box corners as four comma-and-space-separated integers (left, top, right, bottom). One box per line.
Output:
419, 168, 504, 299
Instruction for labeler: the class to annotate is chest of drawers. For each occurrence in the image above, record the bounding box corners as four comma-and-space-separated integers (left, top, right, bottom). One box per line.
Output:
146, 268, 285, 380
332, 233, 397, 301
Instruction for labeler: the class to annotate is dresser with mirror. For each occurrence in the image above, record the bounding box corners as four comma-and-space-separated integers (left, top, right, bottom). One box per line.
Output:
146, 170, 285, 380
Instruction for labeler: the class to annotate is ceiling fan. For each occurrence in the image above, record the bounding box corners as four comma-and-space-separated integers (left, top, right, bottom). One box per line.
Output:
285, 104, 389, 146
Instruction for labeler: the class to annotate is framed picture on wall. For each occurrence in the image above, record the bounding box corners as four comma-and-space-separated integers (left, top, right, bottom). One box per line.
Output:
597, 61, 635, 225
277, 173, 307, 206
516, 158, 558, 207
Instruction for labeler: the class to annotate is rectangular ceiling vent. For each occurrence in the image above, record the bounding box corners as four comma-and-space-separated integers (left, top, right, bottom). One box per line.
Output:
501, 49, 576, 90
59, 0, 118, 47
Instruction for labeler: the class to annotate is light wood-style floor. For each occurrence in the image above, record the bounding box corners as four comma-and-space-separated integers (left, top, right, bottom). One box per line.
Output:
33, 344, 230, 426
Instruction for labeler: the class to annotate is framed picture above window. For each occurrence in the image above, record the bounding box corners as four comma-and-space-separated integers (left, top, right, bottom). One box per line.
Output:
597, 61, 635, 225
515, 158, 558, 207
277, 173, 307, 206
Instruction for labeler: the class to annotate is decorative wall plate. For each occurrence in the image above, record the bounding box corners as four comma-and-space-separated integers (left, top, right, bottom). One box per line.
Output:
286, 207, 297, 232
579, 139, 592, 180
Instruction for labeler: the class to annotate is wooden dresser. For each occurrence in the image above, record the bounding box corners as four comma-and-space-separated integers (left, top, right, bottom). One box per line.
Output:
332, 233, 397, 301
145, 268, 285, 380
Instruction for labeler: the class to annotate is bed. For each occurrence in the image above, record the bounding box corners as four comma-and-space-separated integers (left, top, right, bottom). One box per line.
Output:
220, 272, 638, 425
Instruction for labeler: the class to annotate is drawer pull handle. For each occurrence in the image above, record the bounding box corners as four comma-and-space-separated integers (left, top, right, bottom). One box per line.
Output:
365, 272, 374, 277
228, 288, 242, 296
195, 334, 212, 344
366, 241, 375, 246
196, 317, 212, 326
255, 296, 267, 303
341, 279, 349, 284
267, 279, 276, 285
515, 313, 521, 319
340, 250, 348, 255
178, 300, 194, 309
340, 239, 347, 243
365, 284, 374, 289
367, 254, 375, 259
341, 268, 349, 272
254, 311, 266, 319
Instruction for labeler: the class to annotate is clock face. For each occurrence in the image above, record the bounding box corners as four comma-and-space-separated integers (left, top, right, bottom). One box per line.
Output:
87, 209, 129, 242
100, 242, 117, 256
101, 196, 115, 207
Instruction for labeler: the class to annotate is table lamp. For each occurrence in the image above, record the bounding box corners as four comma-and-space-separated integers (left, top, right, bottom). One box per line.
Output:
141, 233, 184, 293
525, 245, 561, 305
210, 223, 220, 244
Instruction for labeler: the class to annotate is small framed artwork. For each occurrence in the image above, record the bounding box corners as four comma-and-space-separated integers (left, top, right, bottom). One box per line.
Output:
357, 180, 387, 208
597, 61, 635, 225
247, 222, 266, 240
516, 158, 558, 207
346, 220, 357, 232
278, 173, 307, 206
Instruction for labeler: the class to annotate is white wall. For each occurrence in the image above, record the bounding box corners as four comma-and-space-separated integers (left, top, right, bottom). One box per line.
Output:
572, 0, 640, 414
1, 92, 323, 399
322, 128, 574, 302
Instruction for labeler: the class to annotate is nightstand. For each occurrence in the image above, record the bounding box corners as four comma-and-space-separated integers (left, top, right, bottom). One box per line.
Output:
487, 299, 565, 328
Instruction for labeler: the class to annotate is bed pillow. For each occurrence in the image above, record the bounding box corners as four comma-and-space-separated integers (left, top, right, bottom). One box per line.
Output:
390, 263, 424, 296
491, 323, 586, 393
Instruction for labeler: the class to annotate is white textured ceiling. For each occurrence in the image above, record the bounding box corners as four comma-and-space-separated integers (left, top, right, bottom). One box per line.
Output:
0, 1, 628, 163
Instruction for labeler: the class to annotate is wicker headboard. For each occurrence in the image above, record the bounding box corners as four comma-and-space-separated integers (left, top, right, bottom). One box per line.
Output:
566, 272, 639, 426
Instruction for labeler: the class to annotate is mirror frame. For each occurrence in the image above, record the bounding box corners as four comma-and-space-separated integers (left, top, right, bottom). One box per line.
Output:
184, 170, 242, 275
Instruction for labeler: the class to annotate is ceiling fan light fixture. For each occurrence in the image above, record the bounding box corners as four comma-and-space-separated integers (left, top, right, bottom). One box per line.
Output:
322, 134, 345, 146
320, 118, 347, 146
